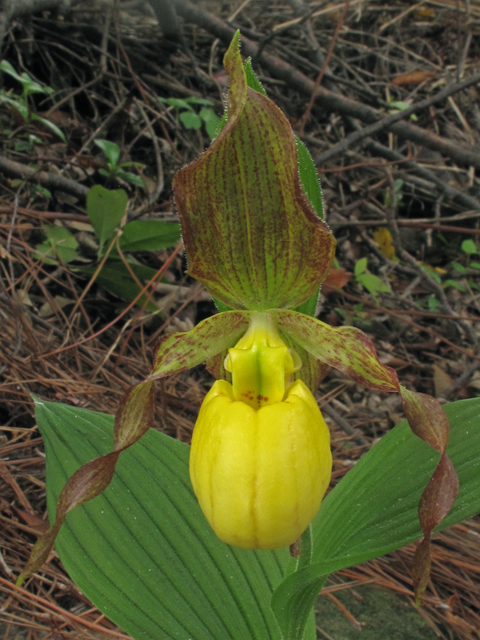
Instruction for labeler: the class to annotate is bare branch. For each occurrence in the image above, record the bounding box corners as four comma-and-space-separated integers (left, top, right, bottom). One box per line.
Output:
173, 0, 480, 172
0, 0, 83, 43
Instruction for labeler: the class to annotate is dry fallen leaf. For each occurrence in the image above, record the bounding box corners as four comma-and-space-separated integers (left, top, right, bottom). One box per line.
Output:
322, 267, 353, 292
414, 8, 436, 19
391, 71, 437, 86
373, 227, 396, 261
433, 364, 452, 398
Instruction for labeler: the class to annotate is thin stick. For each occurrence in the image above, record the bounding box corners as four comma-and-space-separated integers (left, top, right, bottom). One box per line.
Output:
0, 577, 133, 640
298, 0, 349, 136
173, 0, 480, 171
313, 71, 480, 166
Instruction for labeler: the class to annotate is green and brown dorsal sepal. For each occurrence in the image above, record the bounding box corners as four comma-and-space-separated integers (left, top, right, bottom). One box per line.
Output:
173, 31, 336, 311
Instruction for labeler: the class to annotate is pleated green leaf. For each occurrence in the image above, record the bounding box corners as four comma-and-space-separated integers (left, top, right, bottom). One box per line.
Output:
35, 398, 289, 640
271, 398, 480, 640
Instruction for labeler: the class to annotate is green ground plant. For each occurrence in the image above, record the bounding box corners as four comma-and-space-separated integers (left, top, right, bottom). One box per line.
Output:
354, 256, 391, 301
33, 184, 181, 312
94, 139, 146, 188
158, 95, 221, 138
0, 60, 65, 142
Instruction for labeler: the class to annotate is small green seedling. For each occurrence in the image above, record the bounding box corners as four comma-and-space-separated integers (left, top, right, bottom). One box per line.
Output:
0, 60, 65, 142
94, 139, 145, 188
444, 238, 480, 292
461, 239, 480, 270
335, 303, 372, 328
451, 261, 467, 275
34, 224, 79, 265
427, 295, 441, 312
419, 263, 466, 293
388, 99, 418, 122
443, 279, 466, 292
85, 185, 181, 259
420, 262, 442, 283
9, 176, 51, 200
86, 184, 128, 257
158, 96, 220, 139
13, 133, 44, 153
450, 239, 480, 276
84, 185, 182, 310
461, 239, 477, 255
354, 257, 391, 301
33, 186, 181, 311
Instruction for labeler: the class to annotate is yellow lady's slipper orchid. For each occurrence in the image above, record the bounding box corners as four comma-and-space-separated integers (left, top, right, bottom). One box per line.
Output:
189, 313, 332, 549
19, 32, 458, 609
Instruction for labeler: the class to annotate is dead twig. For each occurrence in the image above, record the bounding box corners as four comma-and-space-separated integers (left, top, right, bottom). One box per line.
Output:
0, 156, 89, 199
173, 0, 480, 171
313, 71, 480, 166
360, 138, 480, 212
298, 0, 349, 135
321, 403, 368, 446
0, 0, 83, 43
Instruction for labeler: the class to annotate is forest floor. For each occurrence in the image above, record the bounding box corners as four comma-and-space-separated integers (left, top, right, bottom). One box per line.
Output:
1, 0, 480, 638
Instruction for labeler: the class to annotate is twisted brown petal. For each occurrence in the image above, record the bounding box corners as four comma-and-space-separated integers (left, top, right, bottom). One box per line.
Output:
274, 309, 459, 601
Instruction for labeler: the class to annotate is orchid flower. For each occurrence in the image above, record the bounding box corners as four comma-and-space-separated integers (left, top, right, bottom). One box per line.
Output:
19, 31, 458, 603
190, 311, 332, 549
